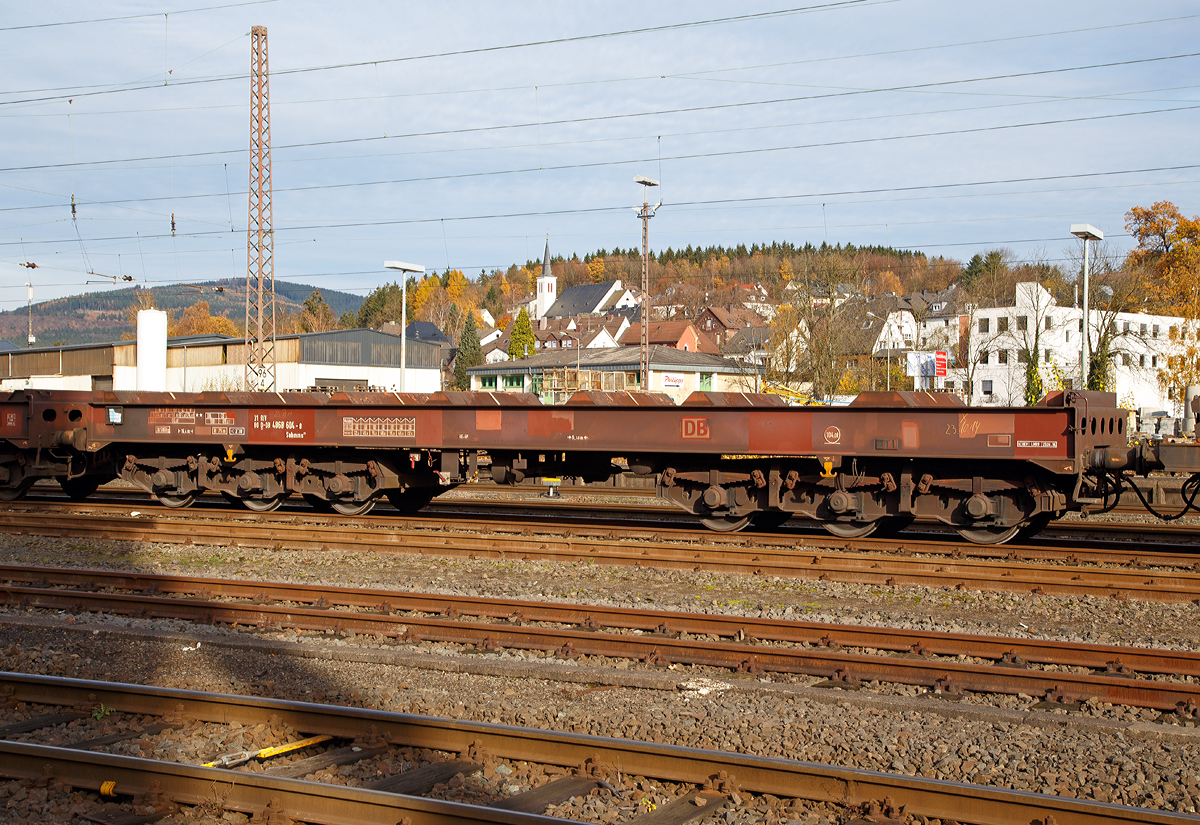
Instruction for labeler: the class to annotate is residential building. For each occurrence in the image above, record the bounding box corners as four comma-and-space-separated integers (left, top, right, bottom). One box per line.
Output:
961, 282, 1182, 409
465, 345, 754, 404
619, 321, 720, 354
695, 306, 767, 349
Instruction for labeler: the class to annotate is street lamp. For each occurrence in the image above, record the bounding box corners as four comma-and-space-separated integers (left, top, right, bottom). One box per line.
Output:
384, 260, 426, 392
1070, 224, 1103, 389
633, 175, 661, 389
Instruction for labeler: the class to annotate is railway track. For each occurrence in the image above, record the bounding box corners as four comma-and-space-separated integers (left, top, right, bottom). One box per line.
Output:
13, 481, 1200, 553
3, 564, 1200, 714
0, 671, 1192, 825
0, 505, 1198, 604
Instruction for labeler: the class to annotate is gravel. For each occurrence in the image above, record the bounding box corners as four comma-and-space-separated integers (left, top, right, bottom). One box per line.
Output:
1, 528, 1200, 821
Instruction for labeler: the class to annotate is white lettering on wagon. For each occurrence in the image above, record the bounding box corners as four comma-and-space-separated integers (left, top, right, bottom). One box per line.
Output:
342, 416, 416, 438
1017, 440, 1059, 449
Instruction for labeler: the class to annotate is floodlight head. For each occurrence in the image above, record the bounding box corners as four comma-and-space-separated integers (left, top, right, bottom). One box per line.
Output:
1069, 224, 1103, 242
633, 175, 659, 187
384, 260, 426, 274
652, 201, 663, 214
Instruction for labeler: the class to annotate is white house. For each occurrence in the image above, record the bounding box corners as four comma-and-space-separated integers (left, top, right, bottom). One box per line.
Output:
959, 282, 1183, 411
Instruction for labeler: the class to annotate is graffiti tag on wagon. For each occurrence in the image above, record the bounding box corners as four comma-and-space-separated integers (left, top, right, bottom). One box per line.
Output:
342, 416, 416, 439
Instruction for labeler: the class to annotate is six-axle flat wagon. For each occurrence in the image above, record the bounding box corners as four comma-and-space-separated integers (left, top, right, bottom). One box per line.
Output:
0, 387, 1197, 544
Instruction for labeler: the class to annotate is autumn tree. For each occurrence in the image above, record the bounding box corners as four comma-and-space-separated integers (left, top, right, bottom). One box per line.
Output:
299, 290, 337, 333
1126, 201, 1200, 317
170, 301, 240, 337
507, 307, 536, 360
120, 288, 160, 339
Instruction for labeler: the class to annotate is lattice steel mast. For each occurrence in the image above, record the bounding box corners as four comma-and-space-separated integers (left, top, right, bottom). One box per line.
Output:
244, 25, 275, 391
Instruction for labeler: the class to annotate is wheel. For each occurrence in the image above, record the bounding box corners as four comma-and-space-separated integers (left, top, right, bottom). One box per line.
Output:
386, 489, 435, 514
303, 493, 334, 512
751, 511, 791, 530
822, 520, 880, 538
330, 498, 377, 516
699, 514, 752, 533
156, 492, 197, 509
956, 524, 1023, 545
237, 495, 287, 512
57, 476, 102, 502
222, 491, 286, 512
0, 479, 34, 502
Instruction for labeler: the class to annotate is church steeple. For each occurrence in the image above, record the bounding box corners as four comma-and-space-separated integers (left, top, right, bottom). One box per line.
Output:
535, 237, 557, 319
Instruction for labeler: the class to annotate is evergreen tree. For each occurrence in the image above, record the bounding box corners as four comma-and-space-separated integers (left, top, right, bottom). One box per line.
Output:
961, 254, 985, 287
507, 307, 536, 360
454, 312, 482, 389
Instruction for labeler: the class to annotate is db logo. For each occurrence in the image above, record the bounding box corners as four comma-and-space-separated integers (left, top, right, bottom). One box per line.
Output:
823, 425, 841, 445
681, 417, 710, 440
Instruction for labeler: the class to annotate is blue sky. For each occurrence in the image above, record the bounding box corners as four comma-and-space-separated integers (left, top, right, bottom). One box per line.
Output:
2, 0, 1198, 308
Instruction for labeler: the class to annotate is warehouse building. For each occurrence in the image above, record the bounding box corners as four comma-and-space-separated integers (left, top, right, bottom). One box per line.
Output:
0, 328, 443, 393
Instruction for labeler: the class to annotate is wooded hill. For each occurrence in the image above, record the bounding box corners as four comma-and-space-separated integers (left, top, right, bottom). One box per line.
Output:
2, 280, 362, 347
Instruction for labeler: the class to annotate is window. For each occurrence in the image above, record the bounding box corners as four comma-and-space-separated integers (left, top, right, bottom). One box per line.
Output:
1017, 316, 1028, 331
503, 374, 524, 390
1044, 349, 1051, 363
1139, 355, 1146, 368
1017, 350, 1028, 364
998, 317, 1009, 333
982, 380, 994, 395
1123, 321, 1131, 334
944, 380, 955, 391
978, 318, 990, 334
1140, 323, 1147, 336
700, 373, 713, 391
1153, 324, 1160, 338
980, 350, 989, 365
481, 376, 497, 390
1063, 378, 1074, 390
998, 349, 1009, 365
1045, 317, 1053, 330
1152, 355, 1158, 368
1079, 318, 1084, 331
1122, 354, 1130, 366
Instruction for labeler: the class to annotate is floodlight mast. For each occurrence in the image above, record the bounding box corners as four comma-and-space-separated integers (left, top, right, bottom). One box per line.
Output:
384, 260, 426, 392
1070, 224, 1103, 389
635, 175, 660, 388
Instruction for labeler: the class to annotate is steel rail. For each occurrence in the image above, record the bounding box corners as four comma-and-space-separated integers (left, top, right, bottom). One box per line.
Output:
2, 581, 1198, 710
0, 672, 1193, 825
8, 491, 1200, 568
2, 563, 1197, 679
17, 484, 1200, 553
0, 741, 570, 825
0, 510, 1197, 603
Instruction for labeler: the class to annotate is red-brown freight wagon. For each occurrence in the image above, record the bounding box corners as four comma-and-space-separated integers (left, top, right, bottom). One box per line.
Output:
1, 388, 1197, 545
